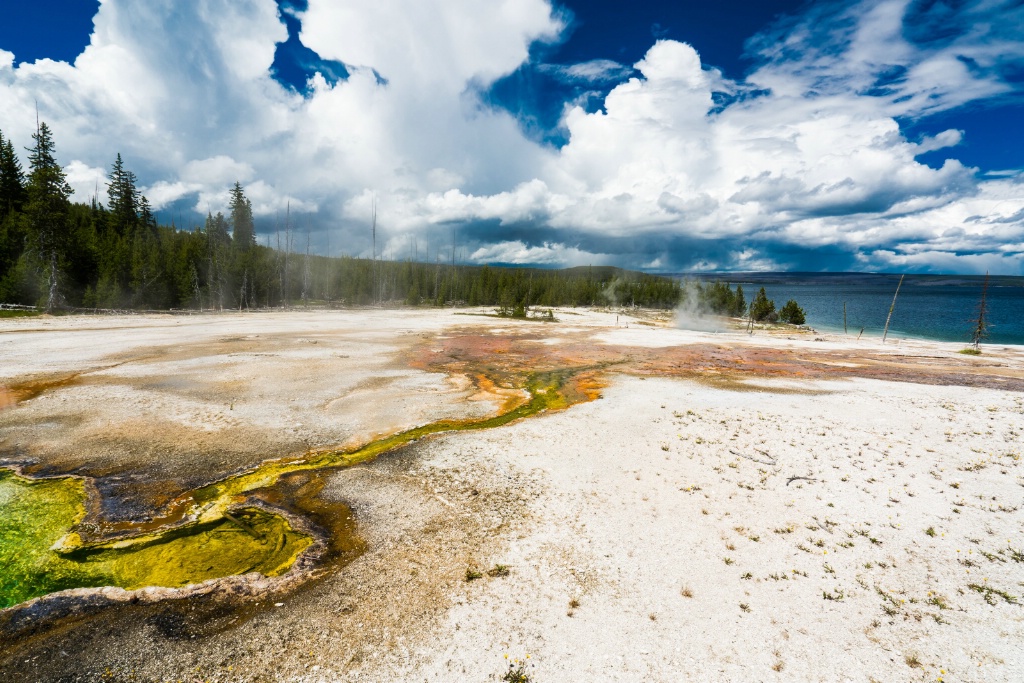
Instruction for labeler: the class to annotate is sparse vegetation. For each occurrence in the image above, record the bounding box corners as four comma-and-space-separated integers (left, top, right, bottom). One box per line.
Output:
0, 308, 41, 318
968, 583, 1017, 605
501, 658, 533, 683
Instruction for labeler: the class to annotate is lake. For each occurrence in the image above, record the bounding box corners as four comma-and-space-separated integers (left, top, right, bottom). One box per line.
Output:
684, 273, 1024, 346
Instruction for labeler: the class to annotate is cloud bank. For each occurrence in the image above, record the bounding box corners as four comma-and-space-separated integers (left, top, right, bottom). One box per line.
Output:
0, 0, 1022, 273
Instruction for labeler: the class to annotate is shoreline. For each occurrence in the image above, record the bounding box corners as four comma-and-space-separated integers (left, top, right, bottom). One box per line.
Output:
5, 301, 1024, 350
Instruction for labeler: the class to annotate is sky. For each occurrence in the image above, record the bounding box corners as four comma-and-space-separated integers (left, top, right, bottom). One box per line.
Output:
1, 0, 1023, 274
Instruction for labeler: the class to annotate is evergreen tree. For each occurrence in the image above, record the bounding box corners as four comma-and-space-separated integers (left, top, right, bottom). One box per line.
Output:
749, 287, 776, 322
732, 284, 745, 317
204, 211, 230, 308
107, 153, 139, 235
138, 194, 156, 232
0, 130, 27, 220
778, 299, 806, 325
228, 181, 255, 248
26, 121, 73, 311
0, 129, 30, 303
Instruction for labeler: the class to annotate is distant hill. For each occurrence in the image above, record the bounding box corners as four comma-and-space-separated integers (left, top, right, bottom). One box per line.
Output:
670, 272, 1024, 288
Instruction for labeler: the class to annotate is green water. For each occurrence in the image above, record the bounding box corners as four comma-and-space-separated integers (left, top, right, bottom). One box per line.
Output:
0, 368, 584, 610
0, 469, 310, 609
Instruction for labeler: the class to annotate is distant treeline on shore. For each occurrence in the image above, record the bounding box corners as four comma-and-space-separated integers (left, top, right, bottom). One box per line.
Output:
1, 123, 691, 311
1, 122, 803, 319
2, 126, 688, 313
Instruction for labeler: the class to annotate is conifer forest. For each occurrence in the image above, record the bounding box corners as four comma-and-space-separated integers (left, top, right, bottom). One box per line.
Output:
0, 124, 686, 312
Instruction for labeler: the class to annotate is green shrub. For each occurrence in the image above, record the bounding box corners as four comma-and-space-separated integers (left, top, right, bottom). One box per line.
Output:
778, 299, 806, 325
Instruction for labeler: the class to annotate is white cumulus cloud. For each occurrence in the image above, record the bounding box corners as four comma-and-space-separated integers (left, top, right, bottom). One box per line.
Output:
0, 0, 1021, 273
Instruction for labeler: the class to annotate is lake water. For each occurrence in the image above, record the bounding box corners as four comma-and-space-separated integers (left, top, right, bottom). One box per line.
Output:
690, 273, 1024, 346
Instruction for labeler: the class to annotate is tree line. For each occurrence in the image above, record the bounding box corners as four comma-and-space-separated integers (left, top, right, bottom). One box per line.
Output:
0, 123, 684, 311
691, 280, 806, 324
1, 122, 810, 319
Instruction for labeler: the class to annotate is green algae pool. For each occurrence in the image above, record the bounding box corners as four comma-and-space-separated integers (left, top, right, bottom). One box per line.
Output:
0, 367, 591, 610
0, 469, 311, 609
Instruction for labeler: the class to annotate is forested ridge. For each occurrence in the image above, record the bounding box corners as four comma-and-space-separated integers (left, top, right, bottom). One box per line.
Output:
0, 123, 684, 311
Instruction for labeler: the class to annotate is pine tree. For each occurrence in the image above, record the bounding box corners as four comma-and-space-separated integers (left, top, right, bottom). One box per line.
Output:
779, 299, 806, 325
107, 153, 139, 235
138, 195, 156, 232
228, 181, 255, 248
749, 287, 776, 322
732, 284, 745, 317
26, 122, 73, 311
0, 130, 28, 221
0, 130, 30, 304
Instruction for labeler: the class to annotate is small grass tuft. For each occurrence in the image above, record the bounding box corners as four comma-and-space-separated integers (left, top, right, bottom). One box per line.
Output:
968, 583, 1017, 605
487, 564, 511, 577
925, 526, 937, 537
465, 568, 483, 582
681, 586, 693, 598
501, 660, 533, 683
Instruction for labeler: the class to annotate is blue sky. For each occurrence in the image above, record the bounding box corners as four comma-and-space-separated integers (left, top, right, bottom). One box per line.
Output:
1, 0, 1023, 274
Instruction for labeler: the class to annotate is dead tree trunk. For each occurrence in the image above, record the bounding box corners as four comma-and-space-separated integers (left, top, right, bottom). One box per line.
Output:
881, 274, 904, 344
971, 272, 990, 350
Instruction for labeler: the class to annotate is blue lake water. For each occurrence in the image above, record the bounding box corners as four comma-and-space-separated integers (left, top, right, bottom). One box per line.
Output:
691, 274, 1024, 346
